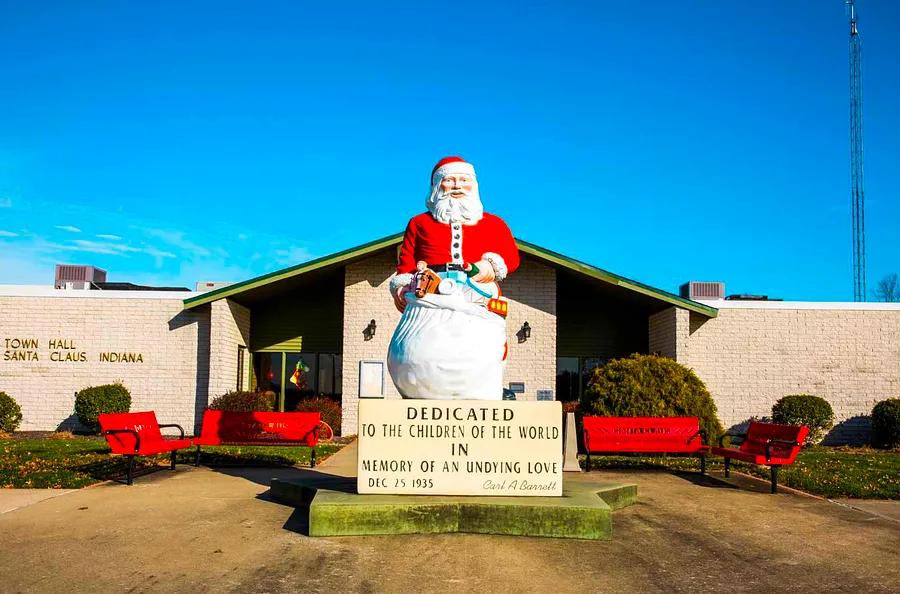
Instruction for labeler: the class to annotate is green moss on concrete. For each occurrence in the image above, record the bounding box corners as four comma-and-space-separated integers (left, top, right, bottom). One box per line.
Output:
270, 478, 637, 540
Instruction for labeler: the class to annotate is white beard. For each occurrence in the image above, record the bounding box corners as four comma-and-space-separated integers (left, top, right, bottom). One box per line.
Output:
426, 184, 484, 225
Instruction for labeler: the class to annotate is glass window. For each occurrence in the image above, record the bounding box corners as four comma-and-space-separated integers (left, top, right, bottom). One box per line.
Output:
318, 354, 335, 396
285, 352, 317, 411
556, 357, 579, 402
254, 352, 282, 397
237, 346, 246, 391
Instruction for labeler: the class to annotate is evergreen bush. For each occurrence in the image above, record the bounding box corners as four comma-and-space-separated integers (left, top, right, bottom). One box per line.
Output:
771, 394, 834, 445
74, 383, 131, 432
295, 397, 341, 436
580, 353, 724, 442
871, 398, 900, 449
208, 390, 276, 412
0, 391, 23, 433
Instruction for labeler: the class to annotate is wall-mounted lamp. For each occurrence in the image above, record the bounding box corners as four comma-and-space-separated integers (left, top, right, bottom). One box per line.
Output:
517, 321, 531, 343
363, 319, 377, 341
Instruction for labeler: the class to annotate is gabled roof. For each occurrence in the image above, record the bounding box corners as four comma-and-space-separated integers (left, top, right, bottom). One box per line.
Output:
182, 233, 717, 317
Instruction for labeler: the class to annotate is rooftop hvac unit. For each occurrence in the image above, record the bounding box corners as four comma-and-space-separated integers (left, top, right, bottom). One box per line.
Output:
679, 281, 725, 301
55, 265, 107, 289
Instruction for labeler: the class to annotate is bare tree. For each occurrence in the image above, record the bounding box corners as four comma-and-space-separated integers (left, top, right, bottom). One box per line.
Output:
874, 273, 899, 302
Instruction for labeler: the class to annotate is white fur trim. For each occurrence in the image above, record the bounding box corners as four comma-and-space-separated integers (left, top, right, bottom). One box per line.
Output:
481, 252, 508, 281
432, 161, 476, 187
389, 273, 414, 294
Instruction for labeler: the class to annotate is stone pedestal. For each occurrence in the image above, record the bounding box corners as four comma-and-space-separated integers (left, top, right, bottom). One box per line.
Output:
563, 411, 582, 472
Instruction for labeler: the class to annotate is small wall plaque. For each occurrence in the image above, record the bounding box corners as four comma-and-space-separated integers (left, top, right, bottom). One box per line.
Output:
508, 382, 525, 393
536, 389, 554, 401
359, 360, 385, 398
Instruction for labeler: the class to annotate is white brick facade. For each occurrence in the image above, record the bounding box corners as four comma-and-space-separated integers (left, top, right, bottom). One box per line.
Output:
208, 299, 251, 400
650, 302, 900, 443
0, 291, 208, 433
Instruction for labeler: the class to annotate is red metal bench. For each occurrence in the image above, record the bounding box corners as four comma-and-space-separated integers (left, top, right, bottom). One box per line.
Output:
99, 411, 193, 485
710, 421, 808, 493
192, 410, 323, 468
582, 416, 709, 473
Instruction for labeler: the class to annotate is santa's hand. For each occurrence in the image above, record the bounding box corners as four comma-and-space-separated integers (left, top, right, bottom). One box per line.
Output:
393, 287, 408, 313
471, 259, 496, 283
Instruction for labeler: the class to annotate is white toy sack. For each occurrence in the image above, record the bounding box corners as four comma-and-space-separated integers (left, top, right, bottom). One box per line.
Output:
388, 289, 506, 400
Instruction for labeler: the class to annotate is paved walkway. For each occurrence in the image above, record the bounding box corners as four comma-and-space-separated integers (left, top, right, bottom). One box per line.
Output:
0, 488, 77, 514
0, 446, 897, 593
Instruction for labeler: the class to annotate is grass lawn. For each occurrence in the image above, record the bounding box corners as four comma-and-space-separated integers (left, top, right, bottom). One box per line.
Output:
584, 446, 900, 499
0, 436, 345, 489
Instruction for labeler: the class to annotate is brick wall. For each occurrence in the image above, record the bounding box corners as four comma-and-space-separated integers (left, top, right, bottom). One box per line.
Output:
0, 293, 208, 433
648, 307, 688, 359
672, 303, 900, 444
500, 258, 557, 401
340, 251, 558, 435
208, 299, 250, 404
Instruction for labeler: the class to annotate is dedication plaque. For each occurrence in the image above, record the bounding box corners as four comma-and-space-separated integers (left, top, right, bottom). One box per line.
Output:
357, 399, 563, 496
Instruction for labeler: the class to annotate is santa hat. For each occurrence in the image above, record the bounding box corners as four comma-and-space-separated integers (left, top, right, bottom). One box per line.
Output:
431, 156, 477, 187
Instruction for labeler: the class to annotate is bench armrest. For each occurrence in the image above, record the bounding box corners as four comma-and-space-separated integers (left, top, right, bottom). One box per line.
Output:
158, 423, 186, 439
104, 428, 141, 452
718, 432, 746, 448
764, 438, 800, 461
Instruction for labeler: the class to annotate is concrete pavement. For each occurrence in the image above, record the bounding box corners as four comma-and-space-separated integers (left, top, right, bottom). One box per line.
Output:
0, 488, 77, 514
0, 446, 897, 593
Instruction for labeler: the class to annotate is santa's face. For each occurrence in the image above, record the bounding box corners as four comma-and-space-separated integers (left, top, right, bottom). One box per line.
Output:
439, 175, 475, 199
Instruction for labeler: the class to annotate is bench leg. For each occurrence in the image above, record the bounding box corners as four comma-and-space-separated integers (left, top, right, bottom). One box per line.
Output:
723, 457, 730, 478
126, 455, 135, 486
700, 454, 706, 475
770, 465, 780, 494
310, 447, 316, 468
170, 449, 177, 470
585, 452, 591, 472
195, 446, 201, 467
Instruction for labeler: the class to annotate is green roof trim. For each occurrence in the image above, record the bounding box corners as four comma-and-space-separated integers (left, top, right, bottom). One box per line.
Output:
515, 240, 718, 318
182, 232, 404, 309
183, 233, 717, 318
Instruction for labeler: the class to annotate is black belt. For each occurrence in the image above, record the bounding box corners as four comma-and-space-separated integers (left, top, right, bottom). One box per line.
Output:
428, 264, 466, 272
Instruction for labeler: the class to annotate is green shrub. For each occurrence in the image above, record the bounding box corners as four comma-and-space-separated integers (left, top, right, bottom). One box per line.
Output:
872, 398, 900, 449
295, 397, 341, 436
580, 353, 724, 442
771, 394, 834, 445
74, 383, 131, 432
208, 390, 276, 412
0, 391, 23, 433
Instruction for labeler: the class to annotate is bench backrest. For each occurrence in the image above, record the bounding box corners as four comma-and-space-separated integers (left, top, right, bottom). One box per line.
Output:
582, 416, 704, 453
739, 422, 808, 462
199, 410, 321, 447
99, 411, 164, 454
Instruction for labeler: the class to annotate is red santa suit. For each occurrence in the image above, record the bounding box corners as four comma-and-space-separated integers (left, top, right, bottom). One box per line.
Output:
395, 211, 520, 278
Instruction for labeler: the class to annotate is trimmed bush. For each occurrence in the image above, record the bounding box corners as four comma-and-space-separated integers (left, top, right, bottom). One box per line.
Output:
771, 394, 834, 445
872, 398, 900, 449
208, 390, 276, 412
580, 353, 724, 442
295, 397, 342, 436
0, 391, 23, 433
74, 383, 131, 432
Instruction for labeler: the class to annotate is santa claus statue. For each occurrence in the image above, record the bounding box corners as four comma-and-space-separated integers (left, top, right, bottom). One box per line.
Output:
387, 156, 520, 400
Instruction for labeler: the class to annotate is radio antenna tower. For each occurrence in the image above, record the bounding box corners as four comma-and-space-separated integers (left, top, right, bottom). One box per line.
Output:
848, 0, 866, 301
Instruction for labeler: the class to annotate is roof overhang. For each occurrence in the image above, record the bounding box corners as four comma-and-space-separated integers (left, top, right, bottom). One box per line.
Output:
183, 233, 717, 318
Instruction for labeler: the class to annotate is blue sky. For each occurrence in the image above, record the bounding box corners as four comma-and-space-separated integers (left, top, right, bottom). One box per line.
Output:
1, 1, 898, 300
